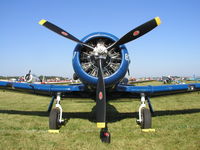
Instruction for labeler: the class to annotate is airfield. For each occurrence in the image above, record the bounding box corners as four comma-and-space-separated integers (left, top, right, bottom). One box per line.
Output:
0, 81, 200, 150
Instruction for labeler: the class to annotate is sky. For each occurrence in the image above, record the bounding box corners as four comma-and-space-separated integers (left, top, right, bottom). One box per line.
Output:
1, 0, 200, 78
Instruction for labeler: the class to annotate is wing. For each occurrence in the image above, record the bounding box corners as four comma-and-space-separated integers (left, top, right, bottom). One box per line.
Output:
0, 81, 86, 96
115, 83, 200, 97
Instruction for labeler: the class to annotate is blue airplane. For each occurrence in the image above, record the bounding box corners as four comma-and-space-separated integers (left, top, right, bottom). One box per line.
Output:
0, 17, 200, 143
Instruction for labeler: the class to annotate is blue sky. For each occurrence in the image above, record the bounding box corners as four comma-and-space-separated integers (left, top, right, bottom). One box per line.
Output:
1, 0, 200, 78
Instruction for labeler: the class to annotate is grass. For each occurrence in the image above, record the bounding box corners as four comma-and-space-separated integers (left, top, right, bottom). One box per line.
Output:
0, 82, 200, 150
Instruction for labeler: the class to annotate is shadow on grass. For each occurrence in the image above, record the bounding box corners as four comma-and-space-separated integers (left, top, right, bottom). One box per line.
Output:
0, 103, 200, 123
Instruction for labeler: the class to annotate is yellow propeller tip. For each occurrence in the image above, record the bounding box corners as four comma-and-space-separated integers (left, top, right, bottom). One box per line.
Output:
155, 17, 161, 26
142, 129, 156, 132
39, 19, 47, 25
48, 130, 59, 133
97, 122, 106, 128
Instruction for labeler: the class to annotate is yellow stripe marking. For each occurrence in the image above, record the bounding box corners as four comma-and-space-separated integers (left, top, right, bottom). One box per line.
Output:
155, 17, 161, 26
142, 129, 156, 132
48, 130, 59, 133
39, 19, 47, 25
97, 122, 106, 128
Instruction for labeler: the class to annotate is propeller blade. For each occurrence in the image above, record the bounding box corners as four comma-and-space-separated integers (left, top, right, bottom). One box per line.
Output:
38, 19, 94, 50
96, 58, 106, 128
107, 17, 161, 50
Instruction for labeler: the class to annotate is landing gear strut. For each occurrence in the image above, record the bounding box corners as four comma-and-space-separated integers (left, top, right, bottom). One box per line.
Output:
49, 92, 64, 129
137, 93, 152, 129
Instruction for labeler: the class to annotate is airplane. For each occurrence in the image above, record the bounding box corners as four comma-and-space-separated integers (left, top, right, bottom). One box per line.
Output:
161, 76, 173, 84
0, 17, 200, 143
18, 70, 73, 84
23, 70, 42, 83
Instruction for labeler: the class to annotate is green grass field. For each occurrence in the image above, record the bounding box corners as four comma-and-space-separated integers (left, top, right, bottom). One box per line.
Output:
0, 82, 200, 150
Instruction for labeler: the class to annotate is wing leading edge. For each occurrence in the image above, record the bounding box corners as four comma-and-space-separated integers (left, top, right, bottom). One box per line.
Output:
0, 81, 86, 96
116, 83, 200, 96
1, 81, 200, 97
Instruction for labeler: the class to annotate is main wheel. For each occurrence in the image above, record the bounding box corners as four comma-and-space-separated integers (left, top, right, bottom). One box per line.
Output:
49, 108, 61, 129
141, 107, 152, 129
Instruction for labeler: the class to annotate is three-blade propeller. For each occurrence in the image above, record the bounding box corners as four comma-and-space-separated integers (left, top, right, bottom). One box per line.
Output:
39, 17, 161, 128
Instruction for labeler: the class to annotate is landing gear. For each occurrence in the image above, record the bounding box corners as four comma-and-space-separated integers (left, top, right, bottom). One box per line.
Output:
49, 108, 61, 129
137, 93, 152, 129
100, 126, 111, 143
49, 92, 64, 129
141, 107, 151, 129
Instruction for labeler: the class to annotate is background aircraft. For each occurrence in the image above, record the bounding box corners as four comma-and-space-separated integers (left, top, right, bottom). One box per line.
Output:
23, 70, 42, 83
0, 17, 200, 143
16, 70, 73, 84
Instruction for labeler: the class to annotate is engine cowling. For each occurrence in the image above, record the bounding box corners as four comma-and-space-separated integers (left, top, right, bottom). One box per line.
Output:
72, 32, 129, 88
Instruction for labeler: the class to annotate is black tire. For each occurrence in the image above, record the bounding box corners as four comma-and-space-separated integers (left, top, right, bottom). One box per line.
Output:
141, 107, 152, 129
49, 108, 61, 129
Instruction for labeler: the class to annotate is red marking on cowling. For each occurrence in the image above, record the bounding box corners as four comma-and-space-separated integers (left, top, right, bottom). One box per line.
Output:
133, 30, 140, 36
99, 92, 103, 100
61, 31, 68, 36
